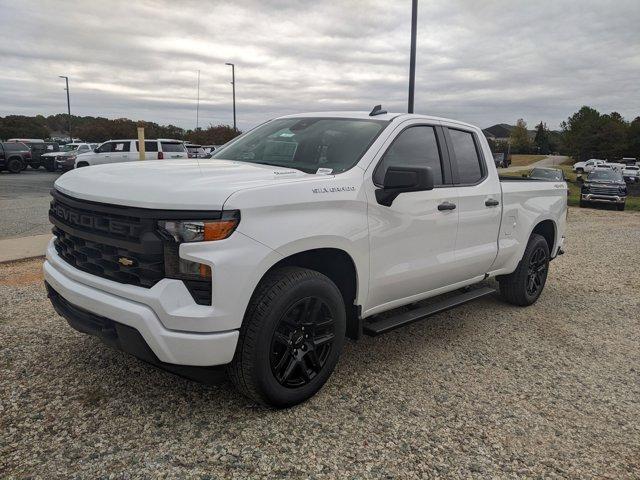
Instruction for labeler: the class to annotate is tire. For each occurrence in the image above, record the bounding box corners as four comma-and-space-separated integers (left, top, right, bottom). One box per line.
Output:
579, 199, 588, 208
44, 159, 56, 172
617, 203, 625, 211
228, 267, 346, 408
7, 157, 22, 173
76, 162, 89, 168
498, 233, 550, 306
576, 168, 584, 173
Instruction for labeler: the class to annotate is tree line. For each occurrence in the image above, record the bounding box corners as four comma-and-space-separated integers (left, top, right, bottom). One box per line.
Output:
2, 106, 639, 162
0, 114, 241, 146
493, 106, 640, 161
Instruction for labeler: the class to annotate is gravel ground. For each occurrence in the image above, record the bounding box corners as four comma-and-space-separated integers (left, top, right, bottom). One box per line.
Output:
1, 208, 639, 478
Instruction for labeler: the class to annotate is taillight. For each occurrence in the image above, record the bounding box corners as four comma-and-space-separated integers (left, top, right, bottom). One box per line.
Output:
157, 151, 164, 159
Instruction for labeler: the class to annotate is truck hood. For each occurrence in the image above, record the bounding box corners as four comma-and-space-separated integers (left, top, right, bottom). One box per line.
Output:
54, 159, 313, 209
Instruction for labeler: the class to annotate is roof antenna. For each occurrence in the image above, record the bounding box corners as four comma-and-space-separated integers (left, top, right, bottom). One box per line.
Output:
369, 105, 387, 116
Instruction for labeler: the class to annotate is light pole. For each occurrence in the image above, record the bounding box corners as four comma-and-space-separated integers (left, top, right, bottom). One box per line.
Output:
59, 75, 72, 141
408, 0, 418, 114
225, 62, 236, 131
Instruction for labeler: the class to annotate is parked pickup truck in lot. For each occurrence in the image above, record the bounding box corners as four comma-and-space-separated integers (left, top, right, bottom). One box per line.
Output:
0, 142, 32, 173
44, 111, 567, 407
580, 168, 627, 210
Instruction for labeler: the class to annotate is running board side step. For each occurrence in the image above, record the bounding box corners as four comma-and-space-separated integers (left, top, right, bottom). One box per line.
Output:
363, 286, 496, 336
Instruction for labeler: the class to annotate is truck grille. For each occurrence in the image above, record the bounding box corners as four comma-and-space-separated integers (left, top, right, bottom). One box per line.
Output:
589, 186, 618, 195
49, 192, 165, 288
52, 227, 164, 287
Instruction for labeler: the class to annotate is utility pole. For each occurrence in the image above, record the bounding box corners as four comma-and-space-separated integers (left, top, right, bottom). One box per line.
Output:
196, 70, 200, 130
225, 63, 236, 131
59, 76, 72, 141
408, 0, 418, 114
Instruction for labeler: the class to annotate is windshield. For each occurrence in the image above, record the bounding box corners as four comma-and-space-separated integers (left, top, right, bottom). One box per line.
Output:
530, 168, 563, 180
211, 117, 389, 174
588, 169, 622, 181
61, 144, 79, 152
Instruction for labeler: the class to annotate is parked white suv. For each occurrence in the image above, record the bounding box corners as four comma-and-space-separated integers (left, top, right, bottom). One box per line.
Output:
45, 110, 567, 407
74, 139, 188, 167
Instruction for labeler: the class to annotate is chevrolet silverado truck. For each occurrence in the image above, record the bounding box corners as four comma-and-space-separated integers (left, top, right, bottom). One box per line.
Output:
44, 110, 567, 407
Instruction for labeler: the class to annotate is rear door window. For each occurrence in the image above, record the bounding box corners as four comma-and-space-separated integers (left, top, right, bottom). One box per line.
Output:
447, 129, 484, 184
112, 141, 130, 152
373, 126, 444, 186
161, 142, 186, 152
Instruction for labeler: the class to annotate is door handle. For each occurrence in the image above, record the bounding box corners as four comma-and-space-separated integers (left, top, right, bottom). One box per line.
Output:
438, 201, 456, 211
485, 198, 500, 207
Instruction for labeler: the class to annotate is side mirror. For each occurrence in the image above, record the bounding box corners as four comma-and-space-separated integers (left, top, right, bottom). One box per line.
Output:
375, 166, 434, 207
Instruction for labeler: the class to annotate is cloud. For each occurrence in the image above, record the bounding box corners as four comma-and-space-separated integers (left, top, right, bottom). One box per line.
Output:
0, 0, 638, 130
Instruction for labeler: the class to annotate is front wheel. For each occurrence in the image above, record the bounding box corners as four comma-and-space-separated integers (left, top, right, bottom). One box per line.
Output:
228, 267, 346, 408
498, 233, 550, 306
579, 199, 588, 208
617, 203, 625, 211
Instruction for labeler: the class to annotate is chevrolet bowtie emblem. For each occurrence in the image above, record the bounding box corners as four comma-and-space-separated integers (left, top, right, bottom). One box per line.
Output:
118, 257, 134, 267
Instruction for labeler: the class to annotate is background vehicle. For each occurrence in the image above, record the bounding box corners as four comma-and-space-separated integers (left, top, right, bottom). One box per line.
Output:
184, 143, 208, 158
621, 157, 638, 166
39, 142, 61, 171
56, 143, 98, 170
203, 145, 218, 156
0, 142, 31, 172
524, 167, 565, 181
74, 139, 188, 167
573, 159, 605, 173
40, 143, 93, 171
580, 168, 627, 210
44, 111, 567, 407
7, 139, 47, 169
621, 165, 639, 183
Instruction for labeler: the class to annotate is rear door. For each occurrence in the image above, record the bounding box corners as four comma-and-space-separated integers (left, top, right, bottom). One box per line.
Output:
443, 125, 502, 279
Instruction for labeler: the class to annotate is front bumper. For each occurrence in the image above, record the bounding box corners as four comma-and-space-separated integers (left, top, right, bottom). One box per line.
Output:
44, 255, 239, 366
46, 283, 226, 383
581, 193, 626, 204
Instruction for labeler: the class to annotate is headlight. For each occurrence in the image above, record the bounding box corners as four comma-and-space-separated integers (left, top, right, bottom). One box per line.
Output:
157, 211, 240, 282
158, 214, 239, 243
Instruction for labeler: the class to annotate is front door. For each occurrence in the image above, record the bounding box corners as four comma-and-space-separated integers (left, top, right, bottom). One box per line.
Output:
365, 122, 460, 314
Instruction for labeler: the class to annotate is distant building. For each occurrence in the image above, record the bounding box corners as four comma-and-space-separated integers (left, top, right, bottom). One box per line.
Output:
482, 124, 536, 143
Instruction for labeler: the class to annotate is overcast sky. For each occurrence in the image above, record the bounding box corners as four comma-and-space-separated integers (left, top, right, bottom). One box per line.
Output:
0, 0, 638, 131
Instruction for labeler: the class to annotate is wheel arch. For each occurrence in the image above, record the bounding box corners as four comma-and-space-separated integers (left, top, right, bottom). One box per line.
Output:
531, 218, 556, 254
259, 247, 362, 340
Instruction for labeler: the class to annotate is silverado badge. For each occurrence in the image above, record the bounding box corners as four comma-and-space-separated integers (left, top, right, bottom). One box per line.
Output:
118, 257, 134, 267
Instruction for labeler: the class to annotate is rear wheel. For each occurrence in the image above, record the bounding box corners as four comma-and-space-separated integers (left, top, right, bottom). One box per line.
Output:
76, 162, 89, 168
7, 157, 22, 173
228, 267, 346, 408
498, 234, 550, 306
579, 199, 588, 208
617, 203, 625, 211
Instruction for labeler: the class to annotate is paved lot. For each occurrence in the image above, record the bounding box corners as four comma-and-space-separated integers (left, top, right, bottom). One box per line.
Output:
1, 208, 640, 478
0, 170, 61, 240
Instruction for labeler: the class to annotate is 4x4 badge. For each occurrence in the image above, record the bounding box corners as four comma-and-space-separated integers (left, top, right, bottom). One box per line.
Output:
118, 257, 134, 267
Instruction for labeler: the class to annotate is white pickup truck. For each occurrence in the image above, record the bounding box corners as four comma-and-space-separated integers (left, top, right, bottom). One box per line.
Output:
44, 110, 567, 407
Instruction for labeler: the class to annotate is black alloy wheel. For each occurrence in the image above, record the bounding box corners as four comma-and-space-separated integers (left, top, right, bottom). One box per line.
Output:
526, 246, 548, 297
270, 297, 335, 388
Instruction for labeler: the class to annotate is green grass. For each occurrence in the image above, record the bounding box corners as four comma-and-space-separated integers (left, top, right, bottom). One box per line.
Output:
501, 164, 640, 212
